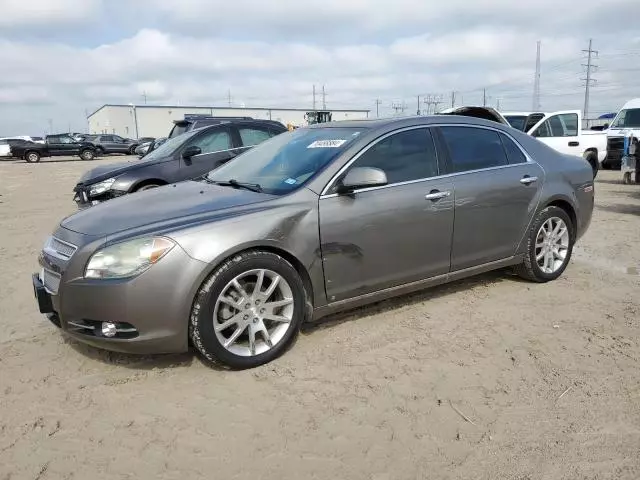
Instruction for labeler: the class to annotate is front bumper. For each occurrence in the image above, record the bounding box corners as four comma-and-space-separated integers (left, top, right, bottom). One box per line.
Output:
34, 242, 209, 355
73, 186, 125, 208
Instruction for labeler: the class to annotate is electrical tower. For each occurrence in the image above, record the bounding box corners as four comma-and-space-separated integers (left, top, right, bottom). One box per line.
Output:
532, 40, 541, 111
374, 98, 382, 117
582, 39, 598, 126
227, 89, 232, 107
391, 101, 406, 115
321, 85, 327, 110
312, 85, 316, 110
450, 91, 456, 108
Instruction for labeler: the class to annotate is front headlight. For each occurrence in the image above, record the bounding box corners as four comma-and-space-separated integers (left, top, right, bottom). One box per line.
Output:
88, 177, 116, 197
85, 237, 175, 279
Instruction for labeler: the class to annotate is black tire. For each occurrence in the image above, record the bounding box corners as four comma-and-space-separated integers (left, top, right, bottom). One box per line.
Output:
190, 250, 306, 369
25, 151, 40, 163
584, 151, 599, 179
80, 149, 95, 161
515, 206, 574, 283
129, 146, 137, 155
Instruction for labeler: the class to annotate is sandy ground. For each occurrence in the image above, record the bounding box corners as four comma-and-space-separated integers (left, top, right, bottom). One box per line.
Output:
1, 156, 639, 480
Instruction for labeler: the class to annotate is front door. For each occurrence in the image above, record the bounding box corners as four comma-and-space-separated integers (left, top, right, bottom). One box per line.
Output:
438, 126, 545, 271
319, 127, 454, 302
177, 126, 236, 181
528, 110, 582, 156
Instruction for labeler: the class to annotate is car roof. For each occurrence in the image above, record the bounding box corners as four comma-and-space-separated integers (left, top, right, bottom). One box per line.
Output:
307, 114, 513, 131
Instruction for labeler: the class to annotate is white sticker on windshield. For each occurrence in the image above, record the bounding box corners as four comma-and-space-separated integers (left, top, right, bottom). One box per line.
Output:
307, 139, 347, 149
284, 178, 297, 185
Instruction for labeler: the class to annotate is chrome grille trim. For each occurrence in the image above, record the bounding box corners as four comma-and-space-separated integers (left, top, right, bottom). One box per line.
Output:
41, 268, 61, 294
43, 236, 77, 260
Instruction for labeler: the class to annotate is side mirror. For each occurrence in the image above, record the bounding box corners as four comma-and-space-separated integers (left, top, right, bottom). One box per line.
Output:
337, 167, 387, 194
182, 145, 202, 159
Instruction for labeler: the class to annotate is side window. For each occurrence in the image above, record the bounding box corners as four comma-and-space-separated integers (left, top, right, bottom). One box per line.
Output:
499, 133, 527, 164
347, 128, 439, 184
101, 135, 113, 142
48, 137, 60, 144
190, 130, 231, 154
441, 126, 508, 173
59, 136, 73, 144
533, 113, 578, 137
238, 127, 272, 147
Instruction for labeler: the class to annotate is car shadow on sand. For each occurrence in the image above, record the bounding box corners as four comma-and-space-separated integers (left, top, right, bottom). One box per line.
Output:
63, 269, 514, 370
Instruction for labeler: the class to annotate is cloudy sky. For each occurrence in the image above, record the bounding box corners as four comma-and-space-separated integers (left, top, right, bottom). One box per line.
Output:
1, 0, 639, 136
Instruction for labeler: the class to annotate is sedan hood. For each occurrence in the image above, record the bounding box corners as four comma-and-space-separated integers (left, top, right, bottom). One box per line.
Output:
61, 180, 275, 236
76, 157, 165, 185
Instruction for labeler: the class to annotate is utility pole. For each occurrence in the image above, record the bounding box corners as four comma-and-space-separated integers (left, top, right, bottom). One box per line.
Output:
496, 98, 501, 111
450, 91, 456, 108
391, 101, 406, 115
416, 95, 421, 115
432, 94, 443, 113
532, 40, 541, 111
142, 90, 147, 104
227, 89, 232, 107
483, 88, 487, 107
321, 85, 327, 110
582, 38, 598, 127
375, 98, 382, 117
312, 85, 316, 110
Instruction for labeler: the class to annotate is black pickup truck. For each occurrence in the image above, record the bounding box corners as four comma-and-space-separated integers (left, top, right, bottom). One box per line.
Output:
10, 134, 99, 163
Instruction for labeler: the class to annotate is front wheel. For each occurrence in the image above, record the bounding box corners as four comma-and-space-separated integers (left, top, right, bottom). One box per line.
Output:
515, 206, 574, 282
190, 250, 306, 369
80, 149, 95, 161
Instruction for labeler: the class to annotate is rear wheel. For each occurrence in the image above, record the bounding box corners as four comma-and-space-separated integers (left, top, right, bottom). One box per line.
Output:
190, 250, 306, 369
25, 151, 40, 163
515, 206, 574, 282
80, 149, 95, 161
129, 146, 137, 155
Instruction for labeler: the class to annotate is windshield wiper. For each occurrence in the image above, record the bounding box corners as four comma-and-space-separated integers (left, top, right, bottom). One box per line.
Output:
206, 178, 262, 193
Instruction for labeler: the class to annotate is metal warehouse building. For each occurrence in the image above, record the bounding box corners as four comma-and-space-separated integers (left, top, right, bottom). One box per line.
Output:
87, 104, 371, 138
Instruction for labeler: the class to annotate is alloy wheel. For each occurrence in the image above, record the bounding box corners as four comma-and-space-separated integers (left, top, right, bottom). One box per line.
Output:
213, 269, 294, 357
535, 217, 570, 274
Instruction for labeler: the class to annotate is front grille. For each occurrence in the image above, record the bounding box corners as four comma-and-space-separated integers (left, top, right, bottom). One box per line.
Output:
44, 236, 77, 260
41, 269, 61, 294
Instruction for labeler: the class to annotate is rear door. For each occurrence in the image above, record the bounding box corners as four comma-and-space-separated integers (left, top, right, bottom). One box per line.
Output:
438, 125, 544, 271
176, 126, 235, 181
528, 110, 582, 156
111, 135, 129, 153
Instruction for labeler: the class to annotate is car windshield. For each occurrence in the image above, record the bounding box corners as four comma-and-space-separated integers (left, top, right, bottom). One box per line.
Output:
169, 123, 189, 139
141, 130, 198, 161
504, 115, 527, 131
611, 108, 640, 128
206, 127, 366, 195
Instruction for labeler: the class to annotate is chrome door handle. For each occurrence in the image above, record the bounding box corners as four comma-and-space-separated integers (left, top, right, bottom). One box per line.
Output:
425, 190, 451, 200
520, 176, 538, 185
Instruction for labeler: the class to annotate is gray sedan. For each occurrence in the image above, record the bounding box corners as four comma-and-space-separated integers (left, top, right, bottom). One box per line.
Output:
33, 115, 594, 369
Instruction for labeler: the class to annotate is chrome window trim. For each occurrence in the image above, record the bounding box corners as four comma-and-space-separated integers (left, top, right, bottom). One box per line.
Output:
319, 123, 537, 198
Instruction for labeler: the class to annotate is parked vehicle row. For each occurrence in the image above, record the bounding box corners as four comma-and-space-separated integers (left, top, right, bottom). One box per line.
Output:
10, 134, 99, 163
33, 114, 594, 369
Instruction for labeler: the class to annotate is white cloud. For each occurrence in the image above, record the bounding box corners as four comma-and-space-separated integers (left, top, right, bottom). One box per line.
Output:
0, 0, 639, 134
0, 0, 101, 27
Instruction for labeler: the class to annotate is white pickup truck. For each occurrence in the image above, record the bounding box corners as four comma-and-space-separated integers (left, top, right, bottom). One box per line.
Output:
441, 107, 606, 178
